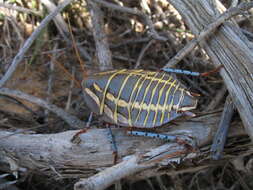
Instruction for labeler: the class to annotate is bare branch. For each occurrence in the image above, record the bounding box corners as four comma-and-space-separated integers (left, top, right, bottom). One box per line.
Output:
0, 2, 42, 16
0, 88, 85, 129
0, 114, 247, 189
167, 0, 253, 140
164, 2, 253, 68
0, 0, 73, 88
86, 0, 113, 71
92, 0, 167, 41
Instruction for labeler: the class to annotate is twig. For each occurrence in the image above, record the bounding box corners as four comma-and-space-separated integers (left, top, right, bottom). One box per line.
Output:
92, 0, 167, 41
86, 0, 113, 71
0, 94, 39, 118
206, 85, 227, 111
0, 88, 86, 129
0, 0, 73, 88
0, 2, 42, 16
40, 0, 69, 40
210, 96, 235, 160
110, 37, 150, 48
74, 143, 190, 190
65, 66, 75, 111
134, 39, 154, 69
45, 43, 57, 118
40, 0, 91, 62
164, 2, 253, 68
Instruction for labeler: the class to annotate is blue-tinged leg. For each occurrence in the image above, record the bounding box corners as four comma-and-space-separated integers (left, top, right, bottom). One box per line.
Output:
127, 130, 177, 141
106, 124, 118, 164
162, 65, 223, 77
162, 68, 200, 76
127, 130, 196, 149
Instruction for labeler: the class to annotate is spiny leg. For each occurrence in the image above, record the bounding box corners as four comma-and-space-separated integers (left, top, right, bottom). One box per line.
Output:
127, 130, 196, 150
162, 65, 223, 77
106, 124, 118, 164
71, 112, 93, 143
127, 130, 177, 141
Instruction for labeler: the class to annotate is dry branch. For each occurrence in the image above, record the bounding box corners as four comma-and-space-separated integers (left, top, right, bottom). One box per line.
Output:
0, 88, 85, 129
0, 0, 73, 88
0, 2, 42, 16
0, 114, 248, 190
92, 0, 167, 41
167, 0, 253, 140
41, 0, 69, 39
164, 2, 253, 68
86, 0, 113, 71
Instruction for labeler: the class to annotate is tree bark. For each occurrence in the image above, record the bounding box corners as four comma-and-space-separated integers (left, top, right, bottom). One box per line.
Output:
0, 114, 247, 181
168, 0, 253, 140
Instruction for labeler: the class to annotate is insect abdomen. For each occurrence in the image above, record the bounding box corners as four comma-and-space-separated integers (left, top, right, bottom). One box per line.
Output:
82, 70, 196, 128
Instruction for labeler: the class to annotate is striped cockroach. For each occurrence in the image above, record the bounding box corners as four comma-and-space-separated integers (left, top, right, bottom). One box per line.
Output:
82, 69, 198, 128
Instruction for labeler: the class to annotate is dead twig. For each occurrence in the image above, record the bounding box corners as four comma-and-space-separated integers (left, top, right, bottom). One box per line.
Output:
206, 85, 227, 111
210, 96, 235, 160
40, 0, 69, 40
0, 0, 73, 88
168, 0, 253, 140
0, 87, 85, 129
164, 2, 253, 68
0, 2, 42, 16
74, 143, 190, 190
41, 0, 92, 62
45, 43, 58, 119
92, 0, 167, 41
134, 39, 154, 69
86, 0, 113, 71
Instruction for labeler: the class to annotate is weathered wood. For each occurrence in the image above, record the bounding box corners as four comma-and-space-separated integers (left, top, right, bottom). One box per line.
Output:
0, 114, 246, 181
87, 0, 113, 71
168, 0, 253, 140
210, 96, 235, 160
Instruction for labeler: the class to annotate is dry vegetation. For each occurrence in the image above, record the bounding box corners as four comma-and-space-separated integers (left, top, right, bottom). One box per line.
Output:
0, 0, 253, 190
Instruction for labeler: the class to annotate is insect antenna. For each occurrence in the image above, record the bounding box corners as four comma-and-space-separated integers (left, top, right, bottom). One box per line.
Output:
67, 16, 87, 79
47, 54, 82, 89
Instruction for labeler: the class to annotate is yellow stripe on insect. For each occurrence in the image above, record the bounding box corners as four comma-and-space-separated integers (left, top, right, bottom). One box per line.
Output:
106, 92, 114, 101
128, 74, 146, 126
153, 76, 172, 126
114, 72, 135, 123
107, 92, 157, 109
96, 69, 144, 76
175, 88, 185, 112
130, 74, 149, 112
100, 69, 126, 115
144, 73, 166, 126
167, 83, 181, 118
135, 73, 160, 124
93, 83, 102, 92
160, 79, 177, 124
106, 92, 129, 106
104, 104, 113, 121
84, 88, 100, 107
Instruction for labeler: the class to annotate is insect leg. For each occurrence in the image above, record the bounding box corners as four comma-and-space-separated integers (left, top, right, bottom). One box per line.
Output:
71, 112, 93, 144
162, 68, 200, 76
127, 130, 177, 142
127, 130, 197, 150
106, 124, 118, 164
162, 65, 223, 77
